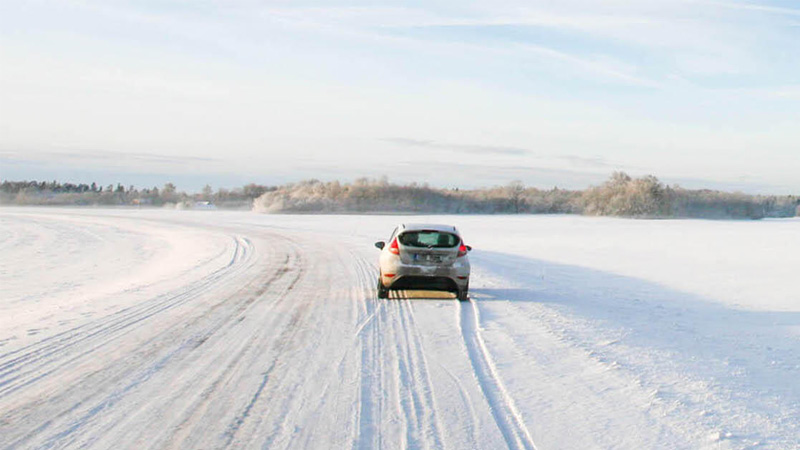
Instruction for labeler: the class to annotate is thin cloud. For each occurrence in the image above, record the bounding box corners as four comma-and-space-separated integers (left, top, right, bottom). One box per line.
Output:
257, 5, 664, 88
556, 155, 615, 169
703, 84, 800, 100
393, 160, 610, 189
382, 138, 532, 156
0, 150, 219, 167
709, 1, 800, 17
510, 42, 662, 88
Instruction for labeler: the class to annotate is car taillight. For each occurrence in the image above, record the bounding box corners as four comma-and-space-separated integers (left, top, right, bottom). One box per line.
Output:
457, 243, 468, 257
389, 238, 400, 255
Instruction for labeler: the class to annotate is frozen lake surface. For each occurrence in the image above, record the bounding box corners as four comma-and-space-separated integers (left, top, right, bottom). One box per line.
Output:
1, 208, 798, 449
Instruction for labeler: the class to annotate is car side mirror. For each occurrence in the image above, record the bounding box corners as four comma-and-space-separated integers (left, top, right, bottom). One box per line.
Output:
466, 245, 473, 252
375, 241, 385, 250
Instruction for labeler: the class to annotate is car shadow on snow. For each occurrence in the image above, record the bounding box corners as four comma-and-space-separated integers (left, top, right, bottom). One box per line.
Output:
468, 250, 800, 440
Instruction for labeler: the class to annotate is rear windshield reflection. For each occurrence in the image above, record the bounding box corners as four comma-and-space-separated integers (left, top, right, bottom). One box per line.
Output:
398, 231, 459, 248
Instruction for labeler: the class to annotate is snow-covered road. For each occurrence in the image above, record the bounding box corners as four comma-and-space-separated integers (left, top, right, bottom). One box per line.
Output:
1, 208, 798, 449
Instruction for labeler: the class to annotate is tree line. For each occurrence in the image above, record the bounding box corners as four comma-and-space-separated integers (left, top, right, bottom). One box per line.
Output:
3, 173, 798, 219
0, 180, 275, 209
252, 173, 799, 219
250, 177, 580, 215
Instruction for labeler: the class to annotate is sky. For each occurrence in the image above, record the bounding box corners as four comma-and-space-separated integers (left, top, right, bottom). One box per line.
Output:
1, 0, 799, 193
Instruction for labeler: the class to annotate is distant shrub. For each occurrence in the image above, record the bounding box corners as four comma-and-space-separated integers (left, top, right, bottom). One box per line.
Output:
581, 172, 671, 218
580, 172, 796, 219
253, 178, 465, 213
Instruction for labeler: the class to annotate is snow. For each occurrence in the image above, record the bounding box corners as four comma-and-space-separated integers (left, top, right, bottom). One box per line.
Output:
1, 207, 798, 449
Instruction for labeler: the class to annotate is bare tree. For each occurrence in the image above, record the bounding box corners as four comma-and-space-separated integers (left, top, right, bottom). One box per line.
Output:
506, 180, 526, 214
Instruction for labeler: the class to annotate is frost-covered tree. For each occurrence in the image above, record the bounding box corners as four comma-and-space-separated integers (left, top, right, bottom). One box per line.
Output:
201, 185, 213, 201
506, 180, 526, 214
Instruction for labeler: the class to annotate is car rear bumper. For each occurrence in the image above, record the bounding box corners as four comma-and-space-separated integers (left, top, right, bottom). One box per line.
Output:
387, 275, 465, 292
380, 261, 469, 291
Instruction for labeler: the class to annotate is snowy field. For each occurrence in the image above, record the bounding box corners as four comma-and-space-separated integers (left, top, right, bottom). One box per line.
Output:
1, 207, 798, 449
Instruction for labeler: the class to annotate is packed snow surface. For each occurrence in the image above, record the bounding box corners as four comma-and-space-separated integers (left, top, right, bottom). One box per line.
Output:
1, 208, 798, 449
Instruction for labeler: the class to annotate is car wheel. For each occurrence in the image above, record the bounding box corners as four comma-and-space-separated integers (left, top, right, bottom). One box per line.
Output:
377, 276, 389, 299
457, 282, 469, 301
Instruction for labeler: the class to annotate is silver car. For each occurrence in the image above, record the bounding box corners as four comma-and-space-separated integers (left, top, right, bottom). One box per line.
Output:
374, 223, 471, 300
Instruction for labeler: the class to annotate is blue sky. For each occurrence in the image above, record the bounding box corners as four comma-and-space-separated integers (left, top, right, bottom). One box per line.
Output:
1, 0, 799, 193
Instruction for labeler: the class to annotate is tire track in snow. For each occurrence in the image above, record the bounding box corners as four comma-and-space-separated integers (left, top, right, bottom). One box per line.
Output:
0, 236, 253, 400
355, 284, 447, 448
221, 234, 372, 450
398, 301, 446, 449
458, 299, 538, 450
351, 255, 380, 337
4, 232, 304, 449
348, 254, 382, 449
355, 283, 385, 450
347, 253, 374, 449
162, 238, 305, 449
220, 275, 308, 449
0, 236, 295, 449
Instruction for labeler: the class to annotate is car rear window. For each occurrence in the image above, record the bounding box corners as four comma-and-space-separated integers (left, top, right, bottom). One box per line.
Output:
398, 231, 459, 248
